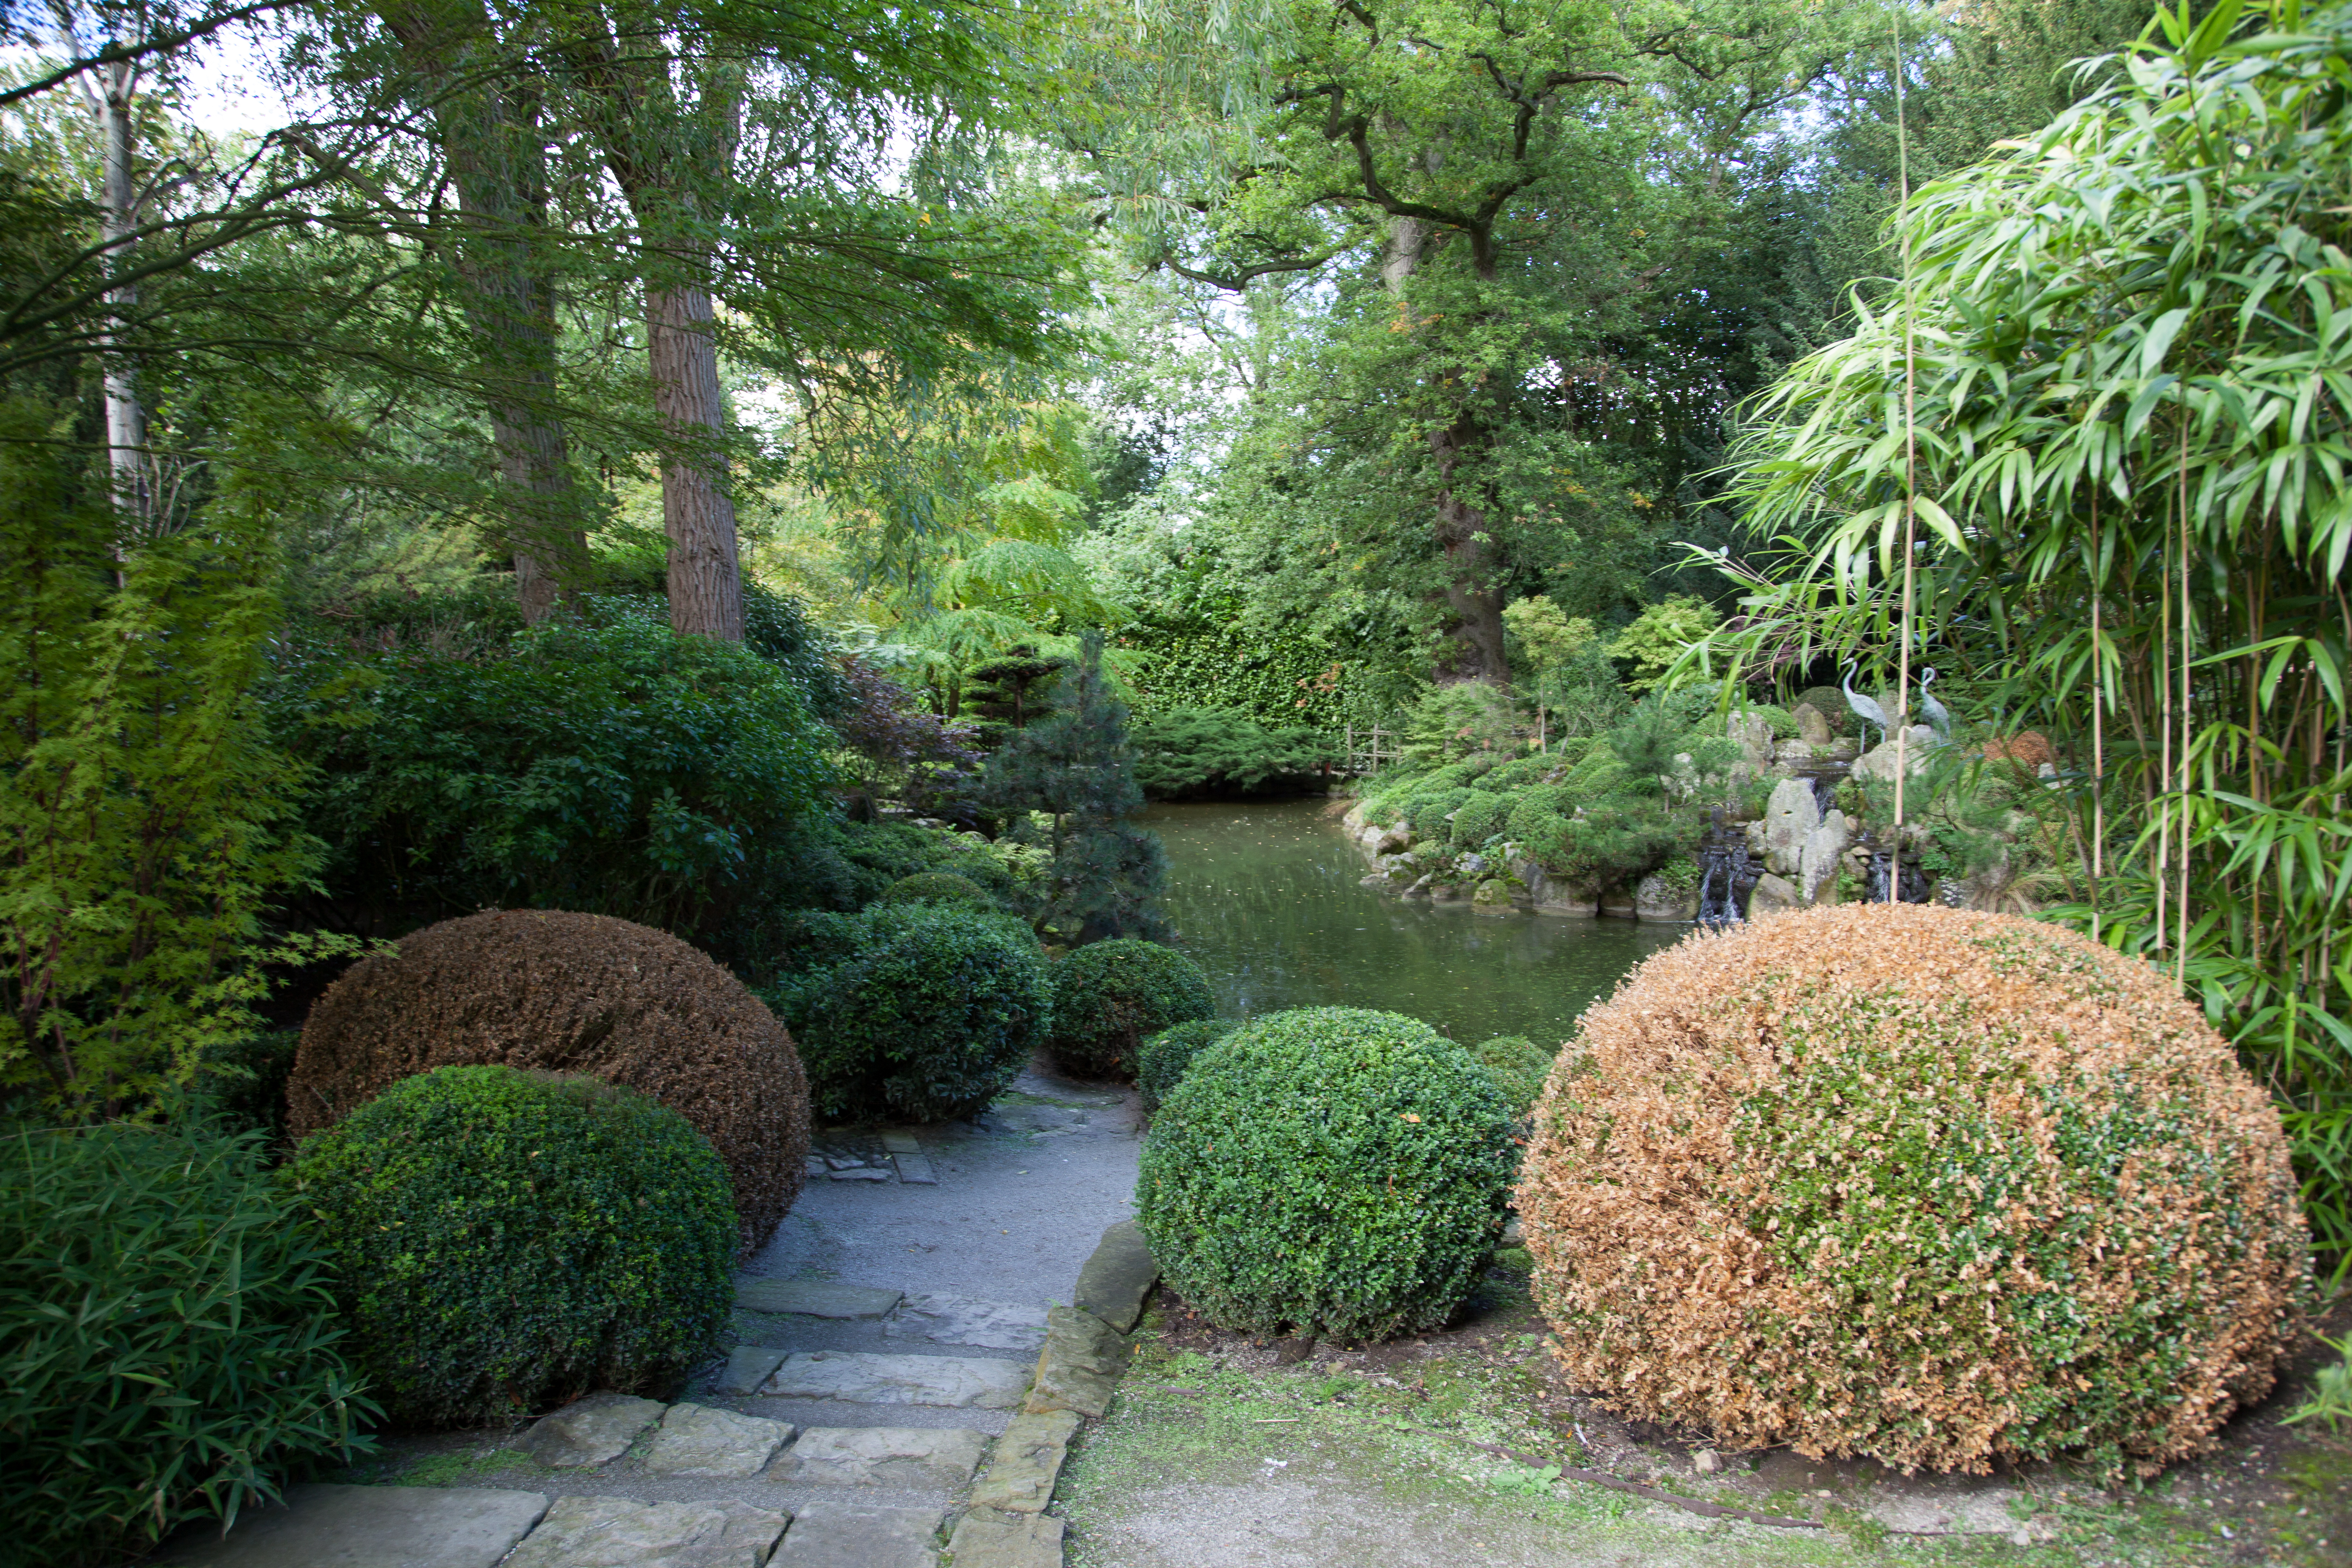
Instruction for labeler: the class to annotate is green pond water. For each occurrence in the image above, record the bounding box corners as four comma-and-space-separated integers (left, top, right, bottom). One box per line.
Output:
1146, 798, 1688, 1047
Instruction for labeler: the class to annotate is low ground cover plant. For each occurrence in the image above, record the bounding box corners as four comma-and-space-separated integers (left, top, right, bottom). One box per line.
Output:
771, 903, 1051, 1123
288, 910, 810, 1253
1137, 1018, 1238, 1112
1048, 939, 1217, 1080
1139, 1006, 1514, 1340
293, 1065, 735, 1427
1519, 904, 2310, 1478
3, 1120, 376, 1566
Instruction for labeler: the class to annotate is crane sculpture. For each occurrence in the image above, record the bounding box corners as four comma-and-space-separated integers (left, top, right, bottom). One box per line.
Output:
1841, 662, 1890, 753
1916, 668, 1952, 741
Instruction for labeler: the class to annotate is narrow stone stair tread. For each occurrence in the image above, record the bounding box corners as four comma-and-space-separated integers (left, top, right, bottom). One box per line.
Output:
735, 1280, 904, 1319
770, 1501, 944, 1568
880, 1293, 1048, 1352
760, 1350, 1031, 1409
503, 1495, 785, 1568
639, 1402, 794, 1478
766, 1426, 988, 1488
714, 1345, 789, 1397
946, 1508, 1065, 1568
150, 1483, 549, 1568
518, 1395, 666, 1468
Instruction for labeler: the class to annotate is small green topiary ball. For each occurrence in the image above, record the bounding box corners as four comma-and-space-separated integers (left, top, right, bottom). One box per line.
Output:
1138, 1007, 1515, 1341
1469, 1034, 1553, 1119
1137, 1018, 1238, 1112
1047, 939, 1217, 1080
1449, 792, 1511, 850
291, 1064, 736, 1427
879, 871, 992, 909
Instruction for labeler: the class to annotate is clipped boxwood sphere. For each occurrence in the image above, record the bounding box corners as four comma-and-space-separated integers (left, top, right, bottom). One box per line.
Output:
792, 904, 1051, 1124
292, 1065, 736, 1427
287, 910, 807, 1253
1137, 1018, 1237, 1112
1519, 904, 2308, 1477
879, 871, 992, 909
1139, 1007, 1514, 1340
1048, 939, 1217, 1080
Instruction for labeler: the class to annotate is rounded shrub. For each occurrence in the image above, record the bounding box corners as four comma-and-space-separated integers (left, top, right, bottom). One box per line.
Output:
1139, 1007, 1515, 1340
1137, 1018, 1238, 1112
4, 1122, 375, 1567
1047, 939, 1217, 1080
1519, 903, 2309, 1478
785, 903, 1051, 1123
1469, 1034, 1553, 1119
1504, 785, 1573, 842
1403, 786, 1470, 841
287, 910, 810, 1253
1478, 756, 1552, 791
292, 1065, 736, 1428
879, 871, 992, 909
1449, 791, 1511, 849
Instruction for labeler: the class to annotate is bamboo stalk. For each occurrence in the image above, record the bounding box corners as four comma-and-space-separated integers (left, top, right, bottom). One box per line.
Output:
1891, 11, 1918, 842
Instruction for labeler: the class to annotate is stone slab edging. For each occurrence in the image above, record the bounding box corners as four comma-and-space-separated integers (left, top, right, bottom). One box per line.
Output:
946, 1220, 1158, 1568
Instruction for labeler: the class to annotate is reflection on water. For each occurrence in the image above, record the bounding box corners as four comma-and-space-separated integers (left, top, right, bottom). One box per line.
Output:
1148, 799, 1687, 1047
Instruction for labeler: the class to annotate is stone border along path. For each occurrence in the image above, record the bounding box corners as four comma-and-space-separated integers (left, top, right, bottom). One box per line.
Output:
151, 1067, 1155, 1568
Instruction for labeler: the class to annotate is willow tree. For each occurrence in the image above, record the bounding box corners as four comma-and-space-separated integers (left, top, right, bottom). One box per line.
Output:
1697, 0, 2352, 1256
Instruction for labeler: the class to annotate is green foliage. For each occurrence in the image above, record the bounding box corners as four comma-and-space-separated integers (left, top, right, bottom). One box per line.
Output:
1469, 1035, 1553, 1120
1503, 786, 1573, 843
770, 904, 1050, 1123
1137, 1018, 1238, 1113
1048, 939, 1217, 1080
1118, 611, 1351, 730
2286, 1336, 2352, 1431
1608, 596, 1721, 693
1403, 683, 1523, 765
1139, 1007, 1515, 1341
1477, 756, 1553, 791
191, 1030, 304, 1146
879, 872, 993, 910
1, 404, 319, 1113
1400, 787, 1471, 842
1449, 792, 1511, 850
1740, 703, 1802, 739
291, 1065, 735, 1427
1129, 707, 1331, 798
1792, 686, 1854, 736
276, 596, 832, 959
3, 1120, 377, 1566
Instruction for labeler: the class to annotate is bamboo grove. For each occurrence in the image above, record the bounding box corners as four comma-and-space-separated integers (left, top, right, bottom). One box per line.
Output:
1692, 0, 2352, 1261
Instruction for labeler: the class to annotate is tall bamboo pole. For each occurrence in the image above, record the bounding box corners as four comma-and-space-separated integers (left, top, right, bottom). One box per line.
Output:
1891, 12, 1919, 858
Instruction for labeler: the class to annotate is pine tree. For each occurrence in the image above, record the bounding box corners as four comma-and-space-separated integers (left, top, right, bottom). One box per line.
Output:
983, 631, 1169, 944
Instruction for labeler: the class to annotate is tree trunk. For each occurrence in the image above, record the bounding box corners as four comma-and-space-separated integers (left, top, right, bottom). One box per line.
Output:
92, 54, 149, 534
645, 282, 744, 641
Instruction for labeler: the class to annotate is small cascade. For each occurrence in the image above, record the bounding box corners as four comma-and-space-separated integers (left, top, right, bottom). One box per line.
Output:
1695, 807, 1759, 928
1862, 833, 1935, 904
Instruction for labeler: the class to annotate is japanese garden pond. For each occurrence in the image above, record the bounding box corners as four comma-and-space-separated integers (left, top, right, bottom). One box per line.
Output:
1147, 797, 1687, 1047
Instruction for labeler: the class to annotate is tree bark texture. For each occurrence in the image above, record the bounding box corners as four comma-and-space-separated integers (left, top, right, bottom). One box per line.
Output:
89, 53, 150, 534
645, 282, 743, 641
384, 0, 586, 624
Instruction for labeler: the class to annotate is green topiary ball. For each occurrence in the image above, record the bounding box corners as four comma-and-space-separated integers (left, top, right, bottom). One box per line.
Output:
784, 904, 1051, 1123
291, 1065, 736, 1427
1449, 791, 1511, 849
1137, 1018, 1238, 1112
879, 871, 993, 909
1047, 939, 1217, 1080
1138, 1007, 1515, 1340
1469, 1034, 1553, 1119
1520, 903, 2309, 1478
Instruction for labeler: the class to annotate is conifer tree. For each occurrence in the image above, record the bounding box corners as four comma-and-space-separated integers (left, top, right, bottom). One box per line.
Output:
983, 631, 1169, 944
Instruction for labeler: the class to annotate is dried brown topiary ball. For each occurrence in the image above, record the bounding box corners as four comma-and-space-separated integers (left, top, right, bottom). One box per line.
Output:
1519, 903, 2308, 1478
287, 910, 808, 1253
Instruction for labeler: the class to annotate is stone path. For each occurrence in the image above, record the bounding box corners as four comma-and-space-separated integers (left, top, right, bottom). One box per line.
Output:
152, 1065, 1151, 1568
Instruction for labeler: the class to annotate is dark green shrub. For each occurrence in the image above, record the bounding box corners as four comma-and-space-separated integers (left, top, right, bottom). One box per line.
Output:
1479, 756, 1552, 790
881, 871, 992, 909
1470, 1035, 1554, 1119
773, 904, 1051, 1122
1137, 1018, 1238, 1112
1138, 1007, 1514, 1340
4, 1122, 376, 1566
1449, 792, 1512, 849
1130, 707, 1329, 798
193, 1028, 303, 1144
1403, 787, 1470, 841
291, 1065, 735, 1427
1504, 785, 1574, 842
1740, 703, 1801, 739
1048, 939, 1217, 1079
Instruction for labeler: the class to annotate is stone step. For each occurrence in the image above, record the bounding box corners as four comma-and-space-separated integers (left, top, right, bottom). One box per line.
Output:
759, 1351, 1032, 1410
769, 1426, 990, 1489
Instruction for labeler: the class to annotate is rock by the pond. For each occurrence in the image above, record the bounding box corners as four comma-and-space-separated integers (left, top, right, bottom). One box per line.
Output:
1024, 1303, 1127, 1419
1746, 871, 1802, 919
713, 1346, 788, 1397
968, 1410, 1081, 1514
770, 1501, 946, 1568
945, 1509, 1064, 1568
638, 1402, 792, 1478
1792, 701, 1833, 745
1799, 809, 1852, 904
735, 1280, 903, 1319
1471, 877, 1514, 910
1730, 709, 1774, 770
1634, 873, 1696, 923
769, 1426, 989, 1489
516, 1394, 664, 1468
761, 1350, 1031, 1409
1455, 851, 1488, 877
504, 1496, 785, 1568
882, 1292, 1048, 1352
1761, 776, 1821, 876
1073, 1220, 1158, 1333
152, 1483, 549, 1568
1853, 725, 1943, 783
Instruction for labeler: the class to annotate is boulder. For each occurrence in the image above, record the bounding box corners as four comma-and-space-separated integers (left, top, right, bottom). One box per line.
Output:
1472, 878, 1515, 913
1761, 777, 1821, 876
1634, 874, 1697, 923
1746, 872, 1802, 918
1798, 809, 1852, 905
1854, 725, 1943, 784
1792, 702, 1832, 746
1730, 710, 1774, 770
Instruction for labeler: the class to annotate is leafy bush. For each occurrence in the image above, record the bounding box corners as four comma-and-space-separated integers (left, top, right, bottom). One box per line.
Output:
1048, 939, 1217, 1079
1608, 594, 1720, 692
1792, 685, 1854, 735
1470, 1035, 1553, 1119
1449, 792, 1512, 850
1137, 1018, 1238, 1112
1739, 703, 1801, 739
1140, 1007, 1514, 1340
1520, 904, 2310, 1478
192, 1029, 302, 1145
1404, 684, 1522, 763
1403, 787, 1470, 841
293, 1065, 735, 1427
832, 656, 983, 825
1130, 707, 1330, 798
1478, 756, 1553, 791
880, 871, 993, 909
1504, 785, 1574, 842
288, 910, 810, 1254
273, 596, 832, 964
773, 904, 1051, 1123
4, 1121, 375, 1566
